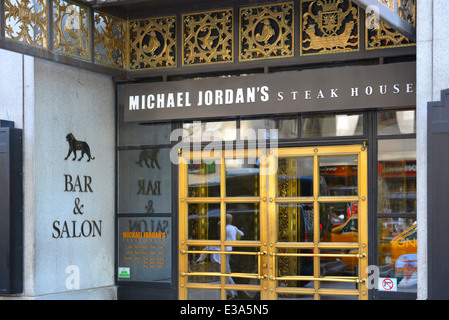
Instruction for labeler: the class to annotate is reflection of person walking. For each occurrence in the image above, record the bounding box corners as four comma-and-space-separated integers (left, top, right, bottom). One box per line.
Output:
225, 214, 244, 300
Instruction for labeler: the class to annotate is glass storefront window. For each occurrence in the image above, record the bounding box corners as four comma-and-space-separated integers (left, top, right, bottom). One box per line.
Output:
240, 117, 298, 139
378, 218, 417, 293
183, 121, 237, 142
377, 137, 417, 295
378, 139, 416, 214
118, 148, 172, 214
117, 217, 172, 282
378, 108, 416, 135
302, 113, 363, 138
118, 86, 172, 146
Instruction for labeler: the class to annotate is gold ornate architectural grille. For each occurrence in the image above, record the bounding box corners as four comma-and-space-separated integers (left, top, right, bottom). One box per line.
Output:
53, 0, 90, 60
377, 0, 394, 11
5, 0, 48, 48
239, 2, 294, 61
94, 11, 126, 69
0, 0, 415, 73
300, 0, 360, 56
182, 9, 233, 66
129, 16, 176, 70
366, 18, 413, 49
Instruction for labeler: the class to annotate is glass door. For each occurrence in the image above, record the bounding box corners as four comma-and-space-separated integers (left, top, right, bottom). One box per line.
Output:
178, 145, 368, 300
268, 146, 368, 300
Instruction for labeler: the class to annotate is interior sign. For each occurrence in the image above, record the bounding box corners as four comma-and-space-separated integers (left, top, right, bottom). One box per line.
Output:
123, 62, 415, 122
378, 277, 398, 292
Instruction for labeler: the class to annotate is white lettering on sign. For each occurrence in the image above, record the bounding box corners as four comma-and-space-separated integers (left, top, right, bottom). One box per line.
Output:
129, 83, 414, 111
123, 62, 416, 122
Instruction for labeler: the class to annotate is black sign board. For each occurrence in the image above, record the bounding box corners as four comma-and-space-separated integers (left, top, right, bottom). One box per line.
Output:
123, 62, 416, 123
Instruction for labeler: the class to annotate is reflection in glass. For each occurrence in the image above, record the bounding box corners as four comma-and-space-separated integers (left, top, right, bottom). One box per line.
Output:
277, 157, 314, 197
188, 288, 221, 300
226, 203, 260, 241
320, 294, 358, 300
118, 148, 171, 214
188, 203, 220, 240
225, 158, 260, 197
188, 245, 221, 284
378, 108, 416, 135
321, 203, 358, 243
277, 204, 314, 243
183, 121, 237, 142
188, 160, 221, 197
320, 248, 358, 279
118, 86, 171, 146
378, 218, 417, 293
227, 289, 261, 300
276, 248, 313, 288
378, 139, 416, 214
225, 246, 260, 299
240, 117, 298, 139
188, 244, 260, 299
302, 113, 363, 137
319, 155, 358, 196
278, 293, 314, 300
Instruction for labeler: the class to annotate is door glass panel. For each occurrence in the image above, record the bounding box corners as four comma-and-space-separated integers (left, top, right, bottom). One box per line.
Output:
276, 248, 314, 287
321, 205, 358, 243
277, 204, 314, 243
225, 158, 260, 197
277, 157, 314, 197
320, 294, 358, 300
319, 155, 358, 196
188, 203, 220, 240
278, 293, 314, 300
320, 249, 358, 278
188, 160, 221, 197
226, 203, 260, 241
188, 245, 222, 283
188, 288, 221, 300
226, 289, 261, 300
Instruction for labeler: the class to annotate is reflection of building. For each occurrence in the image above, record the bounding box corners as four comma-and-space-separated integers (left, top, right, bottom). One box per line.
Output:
0, 0, 444, 301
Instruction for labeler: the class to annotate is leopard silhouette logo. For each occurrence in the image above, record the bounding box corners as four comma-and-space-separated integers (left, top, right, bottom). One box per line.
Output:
64, 133, 95, 162
136, 149, 161, 169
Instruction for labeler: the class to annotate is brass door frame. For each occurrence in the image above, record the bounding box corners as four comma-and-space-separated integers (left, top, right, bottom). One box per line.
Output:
178, 145, 368, 300
267, 145, 368, 300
